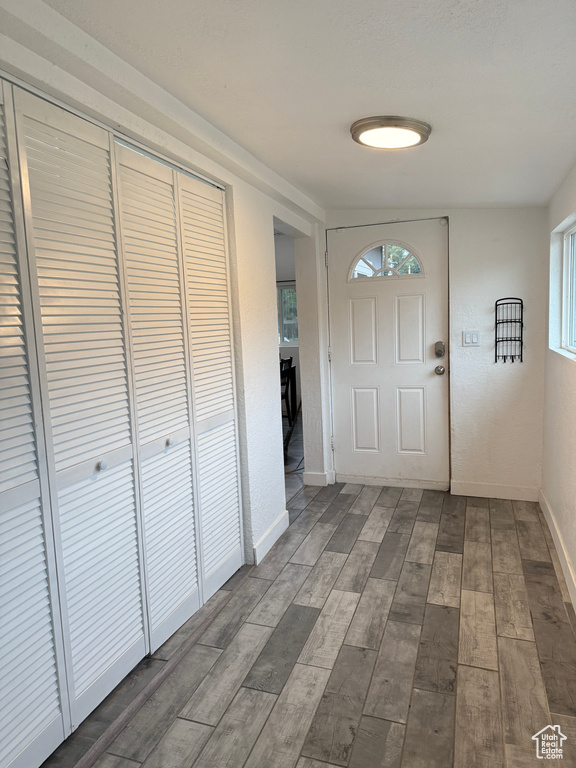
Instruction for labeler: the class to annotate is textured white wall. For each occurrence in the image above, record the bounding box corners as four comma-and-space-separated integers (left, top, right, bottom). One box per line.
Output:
326, 208, 548, 500
541, 161, 576, 603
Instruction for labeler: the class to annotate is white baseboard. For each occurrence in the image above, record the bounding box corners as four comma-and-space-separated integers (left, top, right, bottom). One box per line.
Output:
302, 471, 335, 486
539, 489, 576, 609
336, 474, 448, 490
252, 510, 289, 565
450, 480, 539, 501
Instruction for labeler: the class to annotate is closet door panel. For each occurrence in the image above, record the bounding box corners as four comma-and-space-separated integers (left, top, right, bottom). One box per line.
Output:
179, 176, 242, 597
14, 90, 145, 724
0, 84, 66, 768
116, 145, 199, 649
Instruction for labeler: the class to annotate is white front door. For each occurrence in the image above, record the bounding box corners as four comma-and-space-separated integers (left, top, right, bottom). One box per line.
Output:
327, 218, 449, 489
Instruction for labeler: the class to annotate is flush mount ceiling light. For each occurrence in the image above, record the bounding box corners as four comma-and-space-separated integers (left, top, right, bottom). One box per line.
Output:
350, 116, 431, 149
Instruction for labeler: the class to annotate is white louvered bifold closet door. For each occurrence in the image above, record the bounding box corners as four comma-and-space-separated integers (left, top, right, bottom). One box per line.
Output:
13, 90, 146, 725
0, 83, 68, 768
116, 144, 199, 651
178, 174, 242, 598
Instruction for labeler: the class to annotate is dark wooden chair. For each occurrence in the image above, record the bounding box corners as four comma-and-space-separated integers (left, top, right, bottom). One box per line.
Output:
280, 357, 293, 425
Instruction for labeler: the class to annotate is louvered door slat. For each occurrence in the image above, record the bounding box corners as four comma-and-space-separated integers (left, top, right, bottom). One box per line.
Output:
21, 107, 131, 472
0, 85, 66, 768
16, 90, 145, 729
140, 441, 198, 647
179, 174, 242, 598
180, 190, 234, 420
117, 144, 199, 650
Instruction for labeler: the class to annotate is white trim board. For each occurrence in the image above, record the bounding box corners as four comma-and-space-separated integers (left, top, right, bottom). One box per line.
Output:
303, 471, 335, 487
450, 480, 539, 502
336, 474, 449, 490
539, 489, 576, 610
252, 510, 289, 565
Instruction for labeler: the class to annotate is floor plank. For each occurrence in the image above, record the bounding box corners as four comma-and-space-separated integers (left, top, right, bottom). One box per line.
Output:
242, 603, 321, 694
93, 757, 140, 768
512, 500, 541, 522
294, 551, 348, 609
427, 551, 462, 608
345, 578, 396, 650
325, 513, 368, 554
465, 507, 491, 543
364, 620, 421, 723
523, 559, 570, 625
454, 665, 505, 768
140, 718, 213, 768
400, 688, 455, 767
493, 572, 534, 641
491, 528, 523, 575
301, 645, 377, 766
198, 577, 271, 649
314, 483, 345, 503
290, 522, 339, 566
298, 589, 360, 669
489, 498, 515, 531
389, 561, 432, 625
244, 663, 331, 768
435, 510, 465, 554
319, 494, 356, 525
370, 531, 411, 581
388, 501, 419, 534
290, 503, 330, 537
287, 486, 322, 511
153, 592, 228, 661
180, 623, 272, 726
359, 506, 395, 543
462, 541, 493, 593
498, 637, 550, 751
333, 540, 379, 593
405, 521, 439, 565
414, 604, 458, 694
109, 644, 222, 762
458, 589, 498, 670
192, 688, 277, 768
401, 488, 423, 503
516, 520, 551, 562
348, 717, 405, 768
247, 563, 311, 627
251, 527, 307, 580
349, 485, 384, 515
377, 486, 404, 508
532, 618, 576, 716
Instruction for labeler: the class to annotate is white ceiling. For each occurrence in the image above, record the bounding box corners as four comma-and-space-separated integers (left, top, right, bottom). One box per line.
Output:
17, 0, 576, 209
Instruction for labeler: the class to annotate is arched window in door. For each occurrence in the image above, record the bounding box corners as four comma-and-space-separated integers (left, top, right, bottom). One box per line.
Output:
349, 241, 423, 280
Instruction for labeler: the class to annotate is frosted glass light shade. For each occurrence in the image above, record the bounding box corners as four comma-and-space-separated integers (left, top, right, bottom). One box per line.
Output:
351, 117, 431, 149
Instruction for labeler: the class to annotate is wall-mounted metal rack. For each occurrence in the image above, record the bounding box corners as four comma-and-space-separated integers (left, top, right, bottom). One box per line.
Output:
495, 297, 523, 363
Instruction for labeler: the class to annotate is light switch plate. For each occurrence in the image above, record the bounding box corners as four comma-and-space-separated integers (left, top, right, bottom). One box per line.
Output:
462, 331, 480, 347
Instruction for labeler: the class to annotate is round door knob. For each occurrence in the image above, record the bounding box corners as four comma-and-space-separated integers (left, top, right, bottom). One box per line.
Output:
435, 365, 446, 376
96, 459, 108, 472
166, 436, 175, 448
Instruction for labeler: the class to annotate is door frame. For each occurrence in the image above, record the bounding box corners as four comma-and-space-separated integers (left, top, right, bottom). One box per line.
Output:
325, 216, 452, 489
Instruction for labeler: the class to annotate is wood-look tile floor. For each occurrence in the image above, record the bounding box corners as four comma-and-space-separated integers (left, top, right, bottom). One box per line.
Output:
46, 485, 576, 768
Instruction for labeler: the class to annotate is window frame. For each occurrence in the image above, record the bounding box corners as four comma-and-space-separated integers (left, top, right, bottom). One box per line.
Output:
348, 240, 425, 282
277, 281, 299, 346
562, 224, 576, 355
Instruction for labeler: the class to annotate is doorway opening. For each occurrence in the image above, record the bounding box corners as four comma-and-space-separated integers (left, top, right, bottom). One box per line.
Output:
274, 231, 304, 502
